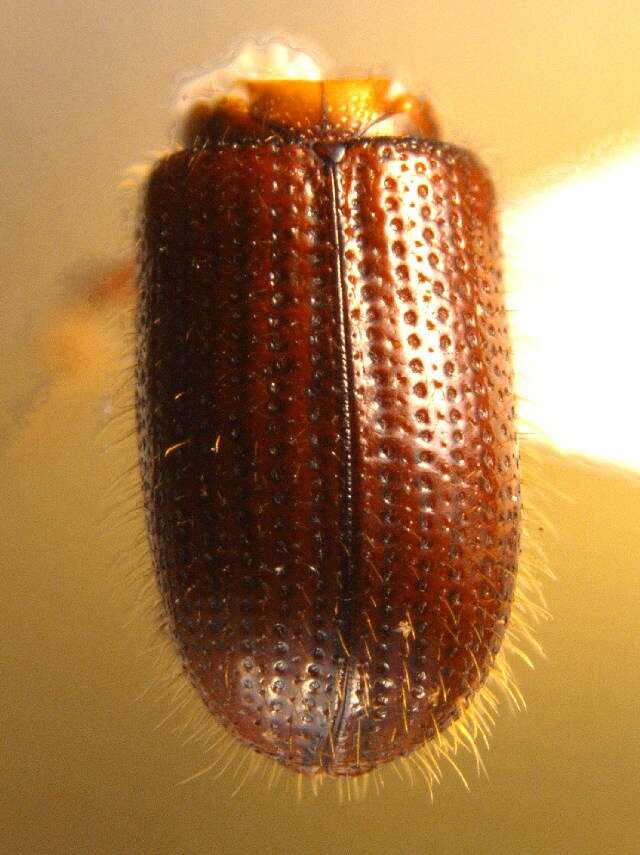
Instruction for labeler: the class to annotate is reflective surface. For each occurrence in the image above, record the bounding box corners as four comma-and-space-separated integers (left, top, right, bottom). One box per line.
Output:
138, 124, 518, 774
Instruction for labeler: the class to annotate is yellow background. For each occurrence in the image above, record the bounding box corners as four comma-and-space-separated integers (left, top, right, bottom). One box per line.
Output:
2, 2, 639, 853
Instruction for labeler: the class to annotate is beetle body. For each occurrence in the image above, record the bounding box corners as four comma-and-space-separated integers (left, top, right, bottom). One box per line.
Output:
136, 63, 519, 777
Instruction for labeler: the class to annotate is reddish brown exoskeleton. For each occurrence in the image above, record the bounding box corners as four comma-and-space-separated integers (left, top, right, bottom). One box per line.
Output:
136, 44, 520, 781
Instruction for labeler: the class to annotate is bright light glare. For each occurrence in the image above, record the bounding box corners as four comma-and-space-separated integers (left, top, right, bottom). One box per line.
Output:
503, 146, 640, 472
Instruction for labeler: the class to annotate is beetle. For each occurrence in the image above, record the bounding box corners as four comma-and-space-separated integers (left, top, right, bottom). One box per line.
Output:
135, 42, 522, 781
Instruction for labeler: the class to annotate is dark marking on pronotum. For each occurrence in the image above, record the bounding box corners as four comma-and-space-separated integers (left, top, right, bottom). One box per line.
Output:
135, 56, 520, 779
